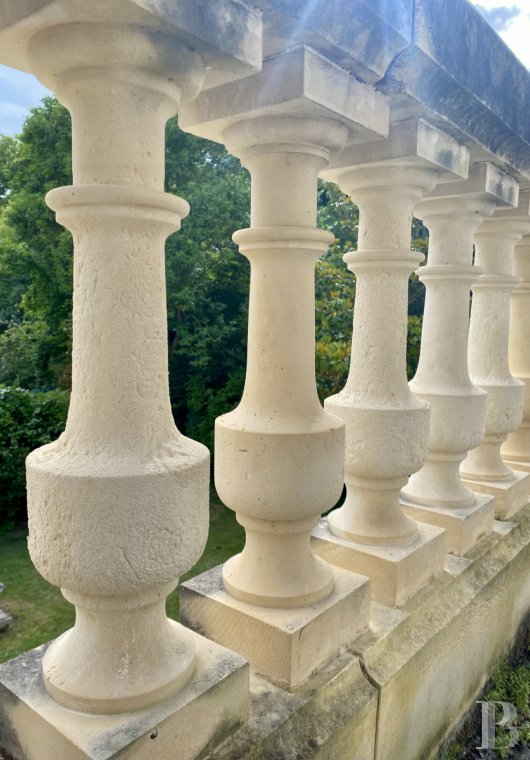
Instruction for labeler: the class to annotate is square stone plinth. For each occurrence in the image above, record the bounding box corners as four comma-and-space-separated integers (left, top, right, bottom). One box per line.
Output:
180, 564, 370, 689
461, 470, 530, 519
0, 632, 248, 760
311, 519, 446, 607
401, 493, 495, 556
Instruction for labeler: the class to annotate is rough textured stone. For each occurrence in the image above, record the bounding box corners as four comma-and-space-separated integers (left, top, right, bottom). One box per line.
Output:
0, 636, 248, 760
503, 232, 530, 470
0, 4, 530, 760
461, 193, 530, 518
180, 45, 389, 145
254, 0, 413, 81
181, 508, 530, 759
229, 0, 530, 182
182, 49, 383, 649
402, 163, 518, 554
325, 117, 469, 179
364, 509, 530, 760
0, 0, 260, 729
0, 0, 262, 87
315, 120, 464, 602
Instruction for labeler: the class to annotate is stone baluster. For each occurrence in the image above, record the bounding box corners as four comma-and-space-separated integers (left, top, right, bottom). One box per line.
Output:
0, 2, 261, 756
217, 116, 346, 609
179, 46, 389, 686
460, 192, 530, 518
402, 163, 518, 554
313, 119, 462, 605
503, 229, 530, 473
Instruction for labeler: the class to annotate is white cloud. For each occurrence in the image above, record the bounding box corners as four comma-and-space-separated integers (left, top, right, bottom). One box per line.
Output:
0, 65, 50, 136
472, 0, 530, 67
474, 3, 520, 31
499, 9, 530, 66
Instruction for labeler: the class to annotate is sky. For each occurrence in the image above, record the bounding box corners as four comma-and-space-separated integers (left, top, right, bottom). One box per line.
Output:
0, 1, 529, 136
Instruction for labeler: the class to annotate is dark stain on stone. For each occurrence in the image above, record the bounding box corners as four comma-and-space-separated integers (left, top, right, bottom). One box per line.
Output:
435, 148, 458, 172
0, 687, 25, 760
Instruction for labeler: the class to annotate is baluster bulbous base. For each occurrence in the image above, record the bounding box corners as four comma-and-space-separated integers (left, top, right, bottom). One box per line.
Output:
43, 586, 196, 714
461, 437, 515, 482
223, 515, 333, 608
404, 455, 476, 508
328, 478, 418, 546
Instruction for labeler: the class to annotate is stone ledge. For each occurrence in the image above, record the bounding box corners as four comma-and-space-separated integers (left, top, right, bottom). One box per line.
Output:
200, 504, 530, 759
204, 653, 378, 760
0, 0, 263, 88
2, 511, 530, 760
255, 0, 413, 81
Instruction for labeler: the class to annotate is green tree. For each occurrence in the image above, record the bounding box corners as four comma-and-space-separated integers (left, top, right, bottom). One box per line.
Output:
314, 181, 358, 398
0, 97, 73, 388
0, 387, 69, 528
164, 118, 251, 448
0, 96, 427, 460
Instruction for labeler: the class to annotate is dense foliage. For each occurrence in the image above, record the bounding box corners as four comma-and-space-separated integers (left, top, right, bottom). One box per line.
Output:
0, 97, 427, 527
0, 387, 69, 529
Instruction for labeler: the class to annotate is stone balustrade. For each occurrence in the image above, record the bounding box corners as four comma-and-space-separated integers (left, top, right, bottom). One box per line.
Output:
401, 163, 519, 554
312, 119, 466, 605
179, 45, 385, 687
461, 192, 530, 517
0, 2, 530, 760
503, 229, 530, 472
0, 1, 261, 756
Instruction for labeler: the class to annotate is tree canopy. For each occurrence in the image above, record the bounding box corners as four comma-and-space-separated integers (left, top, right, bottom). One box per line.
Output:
0, 97, 426, 454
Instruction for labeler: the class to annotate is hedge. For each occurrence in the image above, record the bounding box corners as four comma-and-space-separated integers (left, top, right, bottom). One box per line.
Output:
0, 387, 69, 530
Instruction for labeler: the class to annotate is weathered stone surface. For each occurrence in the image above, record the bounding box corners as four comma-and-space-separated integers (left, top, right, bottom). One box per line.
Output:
0, 0, 261, 726
378, 1, 530, 181
312, 519, 445, 606
240, 0, 530, 181
0, 634, 248, 760
402, 163, 517, 553
179, 506, 530, 760
205, 658, 378, 760
409, 0, 530, 173
180, 45, 389, 145
461, 191, 530, 517
401, 493, 496, 555
503, 232, 530, 470
0, 4, 529, 760
364, 509, 530, 760
254, 0, 413, 81
183, 49, 380, 670
461, 470, 530, 520
181, 564, 370, 688
0, 0, 262, 87
325, 117, 469, 179
315, 122, 462, 603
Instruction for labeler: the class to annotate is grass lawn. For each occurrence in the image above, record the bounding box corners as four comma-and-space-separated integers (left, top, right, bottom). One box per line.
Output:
0, 494, 244, 664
